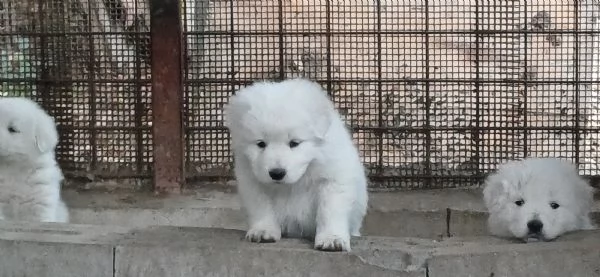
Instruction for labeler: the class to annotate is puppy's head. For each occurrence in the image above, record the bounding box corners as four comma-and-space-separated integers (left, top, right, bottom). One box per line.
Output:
225, 79, 334, 184
0, 98, 59, 162
483, 158, 594, 242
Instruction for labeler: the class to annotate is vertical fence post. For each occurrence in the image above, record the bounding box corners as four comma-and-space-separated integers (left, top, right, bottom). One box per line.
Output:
150, 0, 184, 194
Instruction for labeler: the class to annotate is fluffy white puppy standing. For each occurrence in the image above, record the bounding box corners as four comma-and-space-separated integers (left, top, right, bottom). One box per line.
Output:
0, 97, 69, 223
225, 79, 368, 252
483, 157, 595, 242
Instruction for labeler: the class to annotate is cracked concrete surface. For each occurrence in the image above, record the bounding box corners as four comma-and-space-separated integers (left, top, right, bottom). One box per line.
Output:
0, 186, 597, 276
63, 187, 600, 239
0, 221, 598, 277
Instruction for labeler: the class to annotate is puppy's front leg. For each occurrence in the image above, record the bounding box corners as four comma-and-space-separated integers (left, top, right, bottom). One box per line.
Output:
314, 183, 352, 252
238, 182, 281, 243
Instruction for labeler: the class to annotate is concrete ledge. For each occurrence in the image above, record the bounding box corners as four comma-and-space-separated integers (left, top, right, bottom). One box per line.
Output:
0, 222, 599, 276
0, 223, 128, 277
64, 188, 600, 239
427, 231, 600, 277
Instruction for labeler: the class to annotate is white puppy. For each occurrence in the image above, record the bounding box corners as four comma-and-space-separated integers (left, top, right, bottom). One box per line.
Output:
483, 157, 595, 242
225, 78, 368, 252
0, 97, 69, 223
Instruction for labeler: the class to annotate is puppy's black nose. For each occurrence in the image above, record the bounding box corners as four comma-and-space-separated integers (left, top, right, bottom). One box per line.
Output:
527, 219, 543, 233
268, 168, 286, 181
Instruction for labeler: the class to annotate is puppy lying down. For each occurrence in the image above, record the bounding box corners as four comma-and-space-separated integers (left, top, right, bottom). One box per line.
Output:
0, 97, 69, 223
483, 157, 595, 242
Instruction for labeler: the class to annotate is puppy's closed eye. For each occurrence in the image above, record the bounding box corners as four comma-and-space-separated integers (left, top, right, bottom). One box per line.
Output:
7, 126, 19, 134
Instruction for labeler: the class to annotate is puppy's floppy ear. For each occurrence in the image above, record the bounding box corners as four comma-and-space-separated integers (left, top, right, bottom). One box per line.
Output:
573, 175, 595, 213
34, 112, 59, 154
223, 97, 252, 130
311, 95, 336, 141
483, 176, 513, 211
313, 110, 333, 141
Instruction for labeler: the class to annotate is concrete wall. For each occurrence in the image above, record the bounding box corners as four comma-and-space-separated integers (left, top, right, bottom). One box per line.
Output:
64, 188, 600, 239
0, 221, 598, 277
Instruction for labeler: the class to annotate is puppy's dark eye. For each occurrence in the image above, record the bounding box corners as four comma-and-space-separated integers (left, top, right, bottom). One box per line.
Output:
550, 202, 560, 209
256, 141, 267, 149
7, 126, 18, 134
515, 199, 524, 206
289, 140, 301, 148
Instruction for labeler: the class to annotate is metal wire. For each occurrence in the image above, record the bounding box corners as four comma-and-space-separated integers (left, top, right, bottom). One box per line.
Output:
1, 0, 152, 180
1, 1, 599, 190
183, 1, 600, 190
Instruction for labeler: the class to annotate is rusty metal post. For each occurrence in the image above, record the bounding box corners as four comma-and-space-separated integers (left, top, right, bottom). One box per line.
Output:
150, 0, 184, 194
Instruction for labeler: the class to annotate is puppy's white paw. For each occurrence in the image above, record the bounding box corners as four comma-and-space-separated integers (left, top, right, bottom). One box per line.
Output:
314, 233, 351, 252
245, 226, 281, 243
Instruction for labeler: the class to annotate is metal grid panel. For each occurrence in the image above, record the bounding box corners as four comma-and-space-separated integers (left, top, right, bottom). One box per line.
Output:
184, 0, 600, 190
2, 0, 599, 190
0, 0, 152, 181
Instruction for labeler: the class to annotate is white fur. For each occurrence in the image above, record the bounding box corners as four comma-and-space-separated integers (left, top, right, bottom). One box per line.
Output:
225, 78, 368, 252
0, 97, 69, 223
483, 157, 595, 242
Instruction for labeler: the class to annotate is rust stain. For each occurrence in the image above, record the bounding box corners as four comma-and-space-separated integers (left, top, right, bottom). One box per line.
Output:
150, 0, 184, 194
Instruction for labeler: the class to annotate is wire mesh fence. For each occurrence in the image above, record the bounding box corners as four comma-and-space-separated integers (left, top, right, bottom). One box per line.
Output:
1, 0, 599, 191
1, 0, 153, 185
